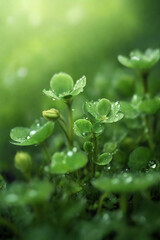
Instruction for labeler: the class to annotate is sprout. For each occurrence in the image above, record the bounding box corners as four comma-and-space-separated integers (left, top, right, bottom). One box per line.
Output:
43, 72, 86, 100
118, 49, 160, 73
84, 98, 124, 123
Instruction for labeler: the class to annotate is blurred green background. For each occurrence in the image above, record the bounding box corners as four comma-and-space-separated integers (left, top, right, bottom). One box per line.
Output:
1, 0, 160, 172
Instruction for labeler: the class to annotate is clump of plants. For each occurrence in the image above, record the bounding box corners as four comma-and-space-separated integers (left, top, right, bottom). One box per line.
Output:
1, 49, 160, 240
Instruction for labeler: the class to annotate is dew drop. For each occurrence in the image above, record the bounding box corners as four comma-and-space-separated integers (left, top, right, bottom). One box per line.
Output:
131, 56, 140, 61
151, 164, 156, 169
27, 136, 30, 139
67, 151, 73, 157
125, 176, 133, 183
30, 130, 36, 136
72, 147, 77, 152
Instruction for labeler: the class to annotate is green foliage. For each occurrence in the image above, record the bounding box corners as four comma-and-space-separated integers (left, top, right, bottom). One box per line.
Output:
10, 119, 54, 146
43, 73, 86, 100
95, 153, 112, 166
4, 48, 160, 239
92, 173, 160, 193
74, 119, 92, 137
84, 99, 124, 123
118, 49, 160, 73
46, 151, 88, 174
128, 147, 151, 171
0, 180, 54, 205
139, 98, 160, 114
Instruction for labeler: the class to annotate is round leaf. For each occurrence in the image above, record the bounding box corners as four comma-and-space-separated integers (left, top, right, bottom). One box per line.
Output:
50, 72, 74, 97
92, 122, 104, 134
10, 119, 54, 146
74, 119, 92, 137
95, 153, 112, 166
97, 98, 111, 116
48, 151, 88, 174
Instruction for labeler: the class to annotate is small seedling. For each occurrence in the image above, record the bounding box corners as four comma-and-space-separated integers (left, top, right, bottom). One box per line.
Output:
2, 49, 160, 239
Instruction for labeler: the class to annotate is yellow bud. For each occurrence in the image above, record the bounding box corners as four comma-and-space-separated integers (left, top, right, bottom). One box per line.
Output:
14, 152, 32, 174
42, 108, 60, 121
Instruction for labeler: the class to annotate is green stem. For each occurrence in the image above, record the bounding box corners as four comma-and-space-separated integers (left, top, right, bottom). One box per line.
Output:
41, 142, 51, 164
120, 193, 127, 216
0, 218, 19, 236
140, 72, 154, 150
59, 114, 68, 130
67, 100, 74, 149
141, 72, 149, 94
92, 132, 97, 175
143, 115, 154, 150
57, 120, 72, 146
97, 192, 107, 213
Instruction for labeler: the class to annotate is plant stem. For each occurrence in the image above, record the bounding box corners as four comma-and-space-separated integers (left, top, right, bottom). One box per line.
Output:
41, 142, 51, 164
59, 114, 68, 130
120, 193, 127, 216
143, 115, 154, 150
97, 192, 107, 213
0, 218, 19, 237
67, 100, 74, 149
92, 132, 97, 175
57, 120, 72, 146
141, 72, 149, 94
141, 72, 154, 150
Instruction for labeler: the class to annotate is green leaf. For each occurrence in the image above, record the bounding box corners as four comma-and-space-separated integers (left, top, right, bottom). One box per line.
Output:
128, 147, 151, 171
83, 141, 94, 153
120, 101, 138, 119
118, 55, 133, 68
47, 152, 68, 174
83, 101, 98, 120
105, 113, 124, 123
92, 173, 160, 193
1, 180, 54, 205
131, 94, 142, 109
10, 119, 54, 146
10, 127, 30, 142
139, 98, 160, 114
118, 49, 160, 72
103, 142, 117, 153
47, 151, 88, 174
71, 76, 86, 96
50, 72, 74, 97
95, 153, 112, 166
74, 119, 92, 137
42, 89, 58, 100
97, 98, 111, 116
92, 122, 104, 134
